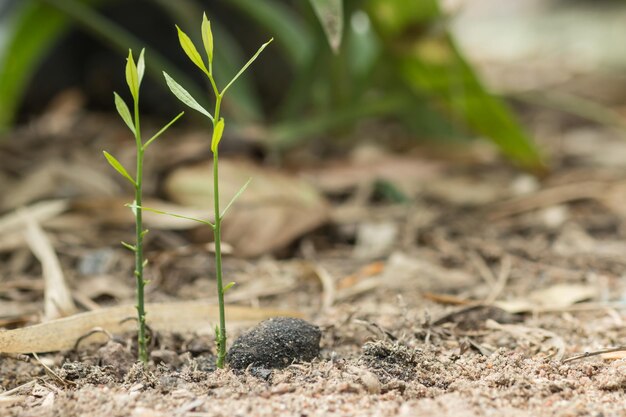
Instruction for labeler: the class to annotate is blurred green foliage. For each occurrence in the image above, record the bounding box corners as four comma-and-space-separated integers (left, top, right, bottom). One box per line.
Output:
0, 0, 544, 171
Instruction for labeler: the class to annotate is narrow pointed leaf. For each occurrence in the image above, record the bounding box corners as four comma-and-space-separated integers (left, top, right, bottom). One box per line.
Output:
309, 0, 344, 53
130, 204, 215, 229
220, 177, 251, 219
137, 48, 146, 86
143, 111, 185, 150
223, 282, 236, 293
121, 241, 136, 252
202, 13, 214, 65
125, 49, 139, 101
221, 38, 273, 95
176, 25, 209, 76
103, 151, 136, 186
163, 72, 213, 120
113, 92, 135, 134
211, 118, 225, 153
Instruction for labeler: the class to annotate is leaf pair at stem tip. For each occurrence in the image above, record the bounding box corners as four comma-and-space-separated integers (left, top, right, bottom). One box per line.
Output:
165, 12, 272, 154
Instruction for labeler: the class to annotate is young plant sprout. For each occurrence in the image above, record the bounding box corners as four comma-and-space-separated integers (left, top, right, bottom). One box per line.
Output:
161, 13, 272, 368
103, 49, 184, 363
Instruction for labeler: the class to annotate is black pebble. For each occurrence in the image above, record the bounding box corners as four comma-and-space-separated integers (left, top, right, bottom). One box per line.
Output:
227, 317, 321, 370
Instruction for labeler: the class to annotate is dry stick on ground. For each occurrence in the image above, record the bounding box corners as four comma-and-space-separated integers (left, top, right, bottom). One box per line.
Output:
32, 352, 75, 387
300, 239, 336, 311
485, 255, 512, 304
20, 208, 77, 320
468, 250, 496, 287
489, 181, 614, 219
562, 346, 626, 364
0, 380, 37, 398
0, 301, 301, 354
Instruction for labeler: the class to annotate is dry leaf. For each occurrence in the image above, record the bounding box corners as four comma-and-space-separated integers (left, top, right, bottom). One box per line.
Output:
164, 159, 329, 256
496, 283, 599, 313
303, 149, 441, 195
2, 161, 119, 211
529, 284, 598, 308
0, 200, 68, 235
423, 177, 503, 205
382, 251, 480, 292
0, 301, 303, 353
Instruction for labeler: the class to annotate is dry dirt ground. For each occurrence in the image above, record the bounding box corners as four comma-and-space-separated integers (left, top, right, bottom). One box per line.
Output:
2, 107, 626, 416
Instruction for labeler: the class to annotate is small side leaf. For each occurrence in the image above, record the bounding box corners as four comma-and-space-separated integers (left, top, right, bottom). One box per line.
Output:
121, 241, 136, 252
130, 204, 215, 229
211, 118, 225, 153
223, 281, 236, 293
163, 72, 213, 120
113, 92, 135, 134
220, 177, 251, 219
137, 48, 146, 86
202, 13, 214, 66
176, 25, 209, 76
221, 38, 273, 96
125, 49, 139, 101
143, 111, 185, 150
103, 151, 136, 186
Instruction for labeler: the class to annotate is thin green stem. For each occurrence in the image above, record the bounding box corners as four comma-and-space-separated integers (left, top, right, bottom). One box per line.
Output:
213, 94, 226, 368
133, 96, 148, 364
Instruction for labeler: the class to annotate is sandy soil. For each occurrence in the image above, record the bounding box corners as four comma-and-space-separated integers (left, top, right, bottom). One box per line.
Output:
2, 109, 626, 416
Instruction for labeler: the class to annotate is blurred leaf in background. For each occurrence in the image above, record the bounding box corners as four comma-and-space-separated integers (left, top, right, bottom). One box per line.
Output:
0, 1, 71, 129
0, 0, 544, 172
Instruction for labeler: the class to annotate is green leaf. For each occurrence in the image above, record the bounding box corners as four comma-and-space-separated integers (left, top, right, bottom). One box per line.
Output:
308, 0, 344, 53
137, 48, 146, 86
220, 178, 251, 219
163, 72, 213, 120
211, 118, 225, 153
125, 49, 139, 101
121, 241, 136, 252
176, 24, 209, 76
223, 282, 236, 293
367, 0, 545, 173
201, 12, 214, 66
222, 38, 273, 96
113, 92, 135, 134
132, 204, 215, 228
143, 111, 185, 149
103, 151, 136, 186
0, 1, 68, 131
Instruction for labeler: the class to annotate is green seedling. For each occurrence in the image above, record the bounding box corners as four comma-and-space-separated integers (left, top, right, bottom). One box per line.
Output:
162, 13, 272, 368
103, 49, 184, 363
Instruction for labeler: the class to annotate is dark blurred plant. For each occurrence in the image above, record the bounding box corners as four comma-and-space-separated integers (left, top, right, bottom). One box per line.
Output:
0, 0, 545, 171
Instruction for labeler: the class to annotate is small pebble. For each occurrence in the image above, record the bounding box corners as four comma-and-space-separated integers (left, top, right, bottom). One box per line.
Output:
359, 370, 381, 394
227, 317, 321, 370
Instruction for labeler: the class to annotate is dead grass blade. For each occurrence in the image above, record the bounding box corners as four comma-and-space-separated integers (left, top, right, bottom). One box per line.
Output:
0, 200, 68, 235
0, 301, 303, 354
20, 208, 77, 320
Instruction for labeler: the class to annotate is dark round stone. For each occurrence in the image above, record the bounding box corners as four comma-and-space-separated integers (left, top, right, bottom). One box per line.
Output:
227, 317, 321, 370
